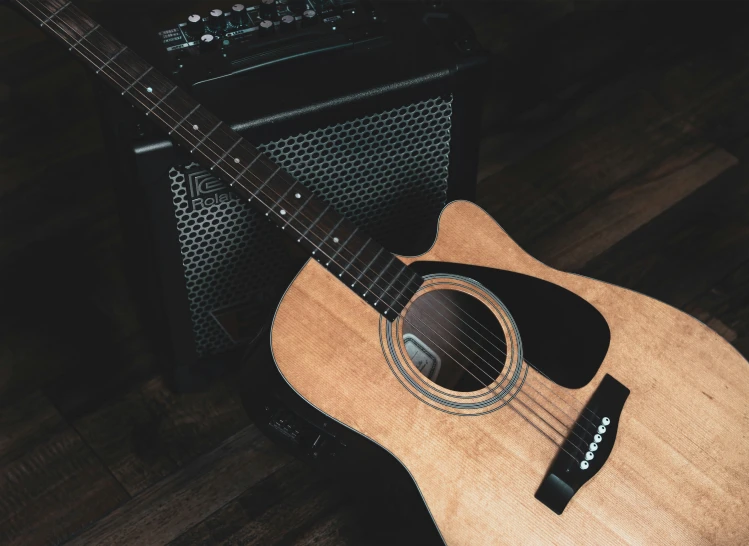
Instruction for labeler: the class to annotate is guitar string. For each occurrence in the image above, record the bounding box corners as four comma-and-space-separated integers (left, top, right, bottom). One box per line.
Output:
432, 296, 600, 428
420, 293, 596, 430
426, 288, 604, 430
24, 0, 594, 460
396, 294, 595, 451
391, 312, 585, 462
37, 0, 611, 444
425, 292, 602, 427
39, 0, 608, 439
392, 293, 581, 443
25, 0, 595, 455
24, 0, 594, 457
23, 0, 596, 457
394, 283, 600, 446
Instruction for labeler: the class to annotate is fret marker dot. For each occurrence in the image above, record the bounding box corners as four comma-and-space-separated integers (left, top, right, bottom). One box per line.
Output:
146, 87, 153, 93
280, 209, 286, 215
295, 193, 301, 198
333, 237, 340, 243
193, 125, 199, 130
234, 158, 240, 163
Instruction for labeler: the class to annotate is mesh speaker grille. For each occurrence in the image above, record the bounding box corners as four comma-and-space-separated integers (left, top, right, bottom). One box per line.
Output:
169, 95, 453, 356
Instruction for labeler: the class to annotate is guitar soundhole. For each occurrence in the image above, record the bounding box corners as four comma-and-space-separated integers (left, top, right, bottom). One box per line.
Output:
402, 289, 508, 392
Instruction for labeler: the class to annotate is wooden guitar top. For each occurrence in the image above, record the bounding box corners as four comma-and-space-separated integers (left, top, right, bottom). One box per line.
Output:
272, 201, 749, 545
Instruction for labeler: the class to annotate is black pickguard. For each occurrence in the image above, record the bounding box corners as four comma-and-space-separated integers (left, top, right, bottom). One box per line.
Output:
409, 261, 611, 389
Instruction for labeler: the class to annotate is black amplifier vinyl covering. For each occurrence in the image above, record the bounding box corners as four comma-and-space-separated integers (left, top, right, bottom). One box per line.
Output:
96, 1, 488, 391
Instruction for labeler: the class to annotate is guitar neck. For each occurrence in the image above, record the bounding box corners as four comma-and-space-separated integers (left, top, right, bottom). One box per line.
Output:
13, 0, 422, 318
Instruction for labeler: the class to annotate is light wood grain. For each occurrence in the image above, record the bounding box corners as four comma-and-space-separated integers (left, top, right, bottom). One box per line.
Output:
271, 201, 749, 545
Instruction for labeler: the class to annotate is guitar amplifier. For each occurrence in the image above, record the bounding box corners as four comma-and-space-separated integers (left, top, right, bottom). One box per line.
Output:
97, 0, 488, 391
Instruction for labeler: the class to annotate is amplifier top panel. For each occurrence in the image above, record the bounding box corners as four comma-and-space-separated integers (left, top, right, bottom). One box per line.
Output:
157, 1, 386, 86
146, 1, 482, 89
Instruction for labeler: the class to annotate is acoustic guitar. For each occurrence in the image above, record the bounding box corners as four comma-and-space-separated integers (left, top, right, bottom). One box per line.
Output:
13, 1, 749, 544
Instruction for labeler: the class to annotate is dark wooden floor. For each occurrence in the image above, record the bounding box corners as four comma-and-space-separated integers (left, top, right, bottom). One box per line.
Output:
2, 1, 749, 545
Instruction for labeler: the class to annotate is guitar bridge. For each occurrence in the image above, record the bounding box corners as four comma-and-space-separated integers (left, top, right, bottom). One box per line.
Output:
535, 374, 630, 514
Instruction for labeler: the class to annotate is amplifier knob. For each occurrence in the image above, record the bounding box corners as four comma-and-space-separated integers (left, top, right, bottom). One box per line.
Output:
280, 14, 296, 32
258, 19, 275, 36
301, 9, 318, 26
230, 4, 247, 27
259, 0, 277, 20
186, 14, 204, 38
207, 9, 225, 33
199, 33, 219, 52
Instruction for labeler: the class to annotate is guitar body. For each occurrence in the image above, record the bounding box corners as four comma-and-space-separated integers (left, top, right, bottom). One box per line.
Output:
269, 201, 749, 545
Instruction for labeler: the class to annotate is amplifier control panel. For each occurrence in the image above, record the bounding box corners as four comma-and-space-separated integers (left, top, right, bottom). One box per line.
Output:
157, 0, 384, 82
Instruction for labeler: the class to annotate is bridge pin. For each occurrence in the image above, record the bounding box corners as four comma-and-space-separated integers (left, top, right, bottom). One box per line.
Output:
589, 442, 598, 451
585, 451, 595, 461
580, 460, 590, 470
598, 425, 607, 434
594, 434, 602, 443
602, 417, 611, 426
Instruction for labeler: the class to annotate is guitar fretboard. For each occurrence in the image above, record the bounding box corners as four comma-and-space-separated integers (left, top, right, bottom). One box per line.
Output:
14, 0, 423, 318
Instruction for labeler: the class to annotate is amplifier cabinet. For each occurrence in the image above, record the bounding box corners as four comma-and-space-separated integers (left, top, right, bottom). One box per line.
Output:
97, 2, 488, 391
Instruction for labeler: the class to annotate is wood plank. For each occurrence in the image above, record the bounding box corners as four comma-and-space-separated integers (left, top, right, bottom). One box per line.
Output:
289, 506, 363, 546
476, 92, 710, 247
169, 461, 346, 546
580, 138, 749, 311
653, 29, 749, 150
72, 376, 251, 496
472, 1, 747, 182
66, 426, 290, 545
0, 391, 129, 546
531, 144, 737, 270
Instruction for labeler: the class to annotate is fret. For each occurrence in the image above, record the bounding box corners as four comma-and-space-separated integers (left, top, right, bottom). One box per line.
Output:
169, 103, 200, 134
145, 85, 176, 115
211, 137, 243, 170
330, 227, 358, 268
41, 1, 71, 26
390, 272, 420, 310
190, 121, 222, 153
343, 238, 370, 279
367, 255, 395, 300
232, 154, 261, 186
357, 248, 385, 292
320, 216, 345, 249
95, 46, 127, 74
272, 182, 299, 223
380, 263, 408, 305
287, 193, 312, 227
121, 65, 152, 95
299, 205, 330, 245
69, 23, 99, 51
258, 167, 282, 205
